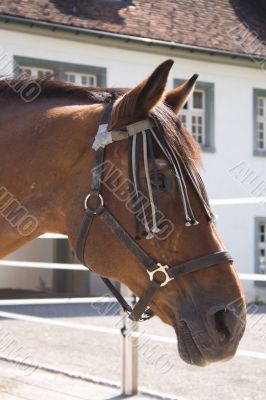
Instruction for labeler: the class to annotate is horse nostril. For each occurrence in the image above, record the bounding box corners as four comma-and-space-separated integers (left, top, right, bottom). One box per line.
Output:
214, 309, 231, 341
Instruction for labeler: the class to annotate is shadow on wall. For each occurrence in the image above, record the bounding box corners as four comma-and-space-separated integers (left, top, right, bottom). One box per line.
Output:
229, 0, 266, 45
49, 0, 131, 24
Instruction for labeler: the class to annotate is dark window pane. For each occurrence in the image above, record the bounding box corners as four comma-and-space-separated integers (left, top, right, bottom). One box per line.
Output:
193, 91, 203, 109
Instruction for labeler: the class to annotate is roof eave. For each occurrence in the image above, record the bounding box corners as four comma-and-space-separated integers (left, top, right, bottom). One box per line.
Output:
0, 14, 265, 65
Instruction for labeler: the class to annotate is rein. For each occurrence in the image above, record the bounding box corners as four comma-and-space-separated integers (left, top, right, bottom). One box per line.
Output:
75, 102, 233, 321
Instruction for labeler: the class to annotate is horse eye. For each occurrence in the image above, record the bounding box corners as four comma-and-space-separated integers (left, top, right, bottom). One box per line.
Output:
150, 173, 167, 192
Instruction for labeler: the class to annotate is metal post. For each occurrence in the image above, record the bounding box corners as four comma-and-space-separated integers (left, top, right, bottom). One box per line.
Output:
121, 286, 138, 395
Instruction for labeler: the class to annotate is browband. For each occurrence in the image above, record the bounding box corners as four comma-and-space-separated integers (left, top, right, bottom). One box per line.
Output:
92, 118, 154, 150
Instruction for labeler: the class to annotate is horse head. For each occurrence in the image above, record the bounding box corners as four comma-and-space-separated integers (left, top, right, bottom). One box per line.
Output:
68, 60, 246, 366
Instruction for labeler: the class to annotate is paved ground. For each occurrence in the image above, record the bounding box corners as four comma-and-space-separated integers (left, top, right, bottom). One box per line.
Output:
0, 302, 265, 400
0, 360, 155, 400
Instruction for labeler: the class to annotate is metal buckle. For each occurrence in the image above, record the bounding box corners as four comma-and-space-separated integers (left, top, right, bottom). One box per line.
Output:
84, 193, 104, 214
139, 307, 154, 322
127, 307, 154, 322
148, 263, 174, 287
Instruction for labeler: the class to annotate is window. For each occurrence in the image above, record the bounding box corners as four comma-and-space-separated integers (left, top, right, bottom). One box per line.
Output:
254, 89, 266, 155
179, 90, 205, 145
20, 66, 54, 79
174, 79, 215, 152
14, 56, 106, 87
64, 72, 97, 86
255, 218, 266, 286
258, 222, 266, 274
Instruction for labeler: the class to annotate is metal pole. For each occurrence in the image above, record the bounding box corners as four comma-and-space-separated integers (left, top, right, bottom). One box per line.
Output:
121, 285, 138, 395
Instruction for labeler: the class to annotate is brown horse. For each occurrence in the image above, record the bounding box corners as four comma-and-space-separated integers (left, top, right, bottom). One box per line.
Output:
0, 60, 246, 366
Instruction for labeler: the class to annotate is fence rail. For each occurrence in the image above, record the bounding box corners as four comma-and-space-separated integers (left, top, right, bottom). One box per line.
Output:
0, 260, 265, 281
0, 260, 86, 270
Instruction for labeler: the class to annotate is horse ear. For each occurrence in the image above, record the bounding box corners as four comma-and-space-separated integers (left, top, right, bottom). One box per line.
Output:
110, 60, 174, 128
119, 59, 174, 118
134, 59, 174, 116
164, 74, 199, 115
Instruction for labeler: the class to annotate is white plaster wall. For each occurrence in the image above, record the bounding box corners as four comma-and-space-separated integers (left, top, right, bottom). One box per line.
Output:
0, 28, 266, 299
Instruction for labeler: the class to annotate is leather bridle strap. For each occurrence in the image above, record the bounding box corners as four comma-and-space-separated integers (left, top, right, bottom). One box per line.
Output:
76, 102, 112, 263
76, 147, 105, 264
75, 102, 234, 322
100, 208, 157, 270
168, 251, 233, 279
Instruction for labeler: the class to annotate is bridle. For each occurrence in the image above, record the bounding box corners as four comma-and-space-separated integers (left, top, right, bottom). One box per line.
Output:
75, 101, 233, 321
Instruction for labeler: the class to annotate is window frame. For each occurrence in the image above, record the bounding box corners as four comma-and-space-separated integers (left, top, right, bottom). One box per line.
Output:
253, 88, 266, 156
254, 217, 266, 287
174, 79, 215, 152
14, 56, 107, 87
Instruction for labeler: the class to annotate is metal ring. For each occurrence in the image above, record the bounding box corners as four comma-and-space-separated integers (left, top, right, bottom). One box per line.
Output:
147, 263, 174, 287
84, 193, 104, 214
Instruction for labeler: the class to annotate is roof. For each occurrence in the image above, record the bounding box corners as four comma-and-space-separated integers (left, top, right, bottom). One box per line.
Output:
0, 0, 266, 58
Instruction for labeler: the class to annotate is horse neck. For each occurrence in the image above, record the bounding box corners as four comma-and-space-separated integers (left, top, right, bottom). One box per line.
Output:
0, 98, 103, 258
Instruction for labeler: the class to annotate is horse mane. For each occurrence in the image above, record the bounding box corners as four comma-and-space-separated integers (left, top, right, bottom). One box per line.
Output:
0, 77, 201, 165
0, 77, 125, 103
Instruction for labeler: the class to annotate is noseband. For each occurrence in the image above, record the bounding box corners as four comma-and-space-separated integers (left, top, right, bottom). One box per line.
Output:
75, 102, 233, 321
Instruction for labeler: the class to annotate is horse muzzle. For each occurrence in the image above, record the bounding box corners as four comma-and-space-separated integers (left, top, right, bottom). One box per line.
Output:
175, 304, 246, 366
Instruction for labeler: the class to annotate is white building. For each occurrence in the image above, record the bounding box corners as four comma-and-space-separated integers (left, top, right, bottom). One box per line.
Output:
0, 0, 265, 301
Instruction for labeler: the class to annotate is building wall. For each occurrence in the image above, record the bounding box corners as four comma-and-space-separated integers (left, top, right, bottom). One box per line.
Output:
0, 28, 265, 300
0, 239, 54, 291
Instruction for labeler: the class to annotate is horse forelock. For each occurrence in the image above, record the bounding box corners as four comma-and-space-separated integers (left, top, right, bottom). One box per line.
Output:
150, 103, 202, 168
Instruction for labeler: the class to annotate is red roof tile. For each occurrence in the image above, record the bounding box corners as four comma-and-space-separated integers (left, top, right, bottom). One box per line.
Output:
1, 0, 266, 57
